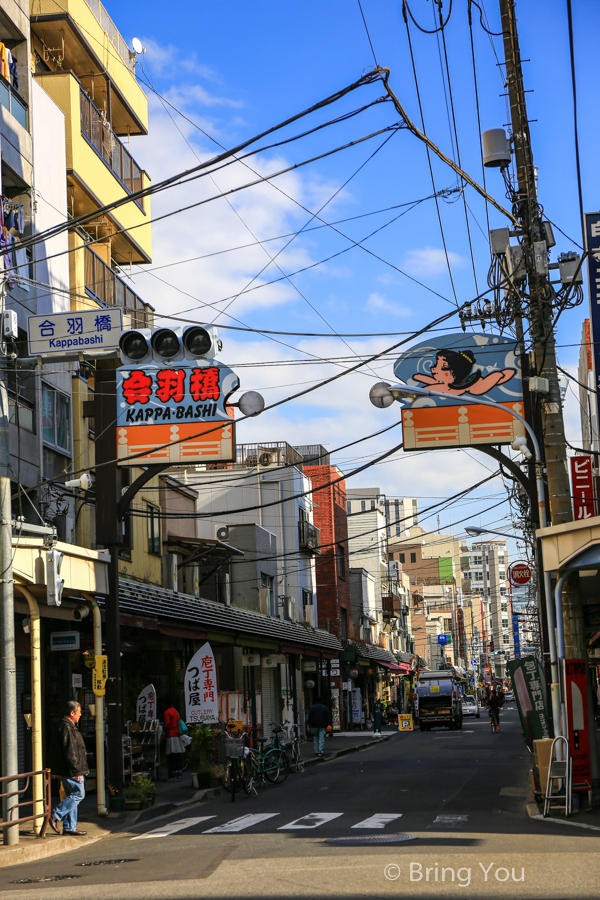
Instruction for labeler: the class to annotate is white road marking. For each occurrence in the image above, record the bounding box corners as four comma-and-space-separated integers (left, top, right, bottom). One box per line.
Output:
131, 817, 215, 840
278, 813, 343, 830
533, 815, 600, 832
352, 814, 403, 829
203, 813, 279, 833
432, 815, 468, 828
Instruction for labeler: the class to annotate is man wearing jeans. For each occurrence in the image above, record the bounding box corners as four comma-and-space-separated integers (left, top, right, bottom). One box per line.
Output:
307, 696, 332, 758
49, 701, 89, 836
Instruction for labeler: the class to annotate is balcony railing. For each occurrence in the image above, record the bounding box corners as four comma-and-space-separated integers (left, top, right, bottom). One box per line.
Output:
298, 519, 320, 554
84, 245, 153, 328
83, 0, 135, 73
80, 88, 143, 205
0, 75, 27, 129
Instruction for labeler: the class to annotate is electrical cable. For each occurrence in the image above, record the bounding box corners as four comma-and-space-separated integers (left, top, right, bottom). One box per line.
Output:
565, 0, 586, 247
357, 0, 379, 66
403, 0, 453, 34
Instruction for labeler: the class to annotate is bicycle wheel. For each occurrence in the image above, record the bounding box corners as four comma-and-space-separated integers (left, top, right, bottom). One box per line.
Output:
241, 755, 256, 795
223, 758, 243, 794
264, 748, 289, 784
285, 744, 302, 774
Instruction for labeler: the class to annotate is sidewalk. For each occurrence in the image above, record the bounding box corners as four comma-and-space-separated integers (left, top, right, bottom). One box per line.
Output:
526, 793, 600, 831
0, 727, 401, 867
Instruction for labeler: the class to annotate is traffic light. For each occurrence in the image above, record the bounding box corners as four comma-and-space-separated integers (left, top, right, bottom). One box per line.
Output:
46, 549, 64, 607
119, 324, 222, 366
489, 640, 494, 652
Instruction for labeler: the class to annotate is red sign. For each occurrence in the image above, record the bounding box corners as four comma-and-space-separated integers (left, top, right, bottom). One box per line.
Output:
570, 455, 595, 521
564, 659, 592, 791
508, 560, 534, 587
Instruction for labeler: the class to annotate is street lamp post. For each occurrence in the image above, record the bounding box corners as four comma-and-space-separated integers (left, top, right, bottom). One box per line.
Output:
369, 382, 561, 736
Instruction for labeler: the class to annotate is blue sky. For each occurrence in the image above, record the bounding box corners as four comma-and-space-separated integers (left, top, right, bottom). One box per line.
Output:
111, 0, 597, 551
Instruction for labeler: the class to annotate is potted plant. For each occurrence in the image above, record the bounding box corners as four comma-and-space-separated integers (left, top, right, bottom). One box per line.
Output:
124, 774, 156, 810
108, 783, 125, 812
189, 727, 214, 789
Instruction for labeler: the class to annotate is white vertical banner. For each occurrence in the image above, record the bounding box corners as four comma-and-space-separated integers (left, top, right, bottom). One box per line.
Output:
185, 642, 219, 724
136, 683, 157, 722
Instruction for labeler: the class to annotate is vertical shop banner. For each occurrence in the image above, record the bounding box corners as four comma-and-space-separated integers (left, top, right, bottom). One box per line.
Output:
512, 614, 521, 659
563, 660, 592, 791
585, 212, 600, 425
136, 683, 157, 722
394, 333, 523, 450
331, 689, 341, 731
185, 642, 219, 724
351, 688, 362, 724
570, 455, 595, 521
507, 657, 550, 751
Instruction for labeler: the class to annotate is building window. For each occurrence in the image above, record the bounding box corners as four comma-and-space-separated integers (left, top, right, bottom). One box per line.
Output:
410, 552, 416, 563
502, 618, 509, 628
370, 499, 376, 510
501, 602, 508, 612
361, 500, 366, 512
337, 543, 346, 579
340, 607, 347, 640
412, 499, 418, 525
502, 633, 510, 645
302, 588, 313, 615
347, 500, 351, 515
398, 553, 405, 564
261, 573, 275, 615
42, 384, 70, 453
147, 505, 161, 554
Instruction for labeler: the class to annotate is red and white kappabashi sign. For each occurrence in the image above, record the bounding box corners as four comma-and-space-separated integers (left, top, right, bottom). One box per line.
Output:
185, 642, 219, 724
508, 560, 534, 587
570, 455, 595, 521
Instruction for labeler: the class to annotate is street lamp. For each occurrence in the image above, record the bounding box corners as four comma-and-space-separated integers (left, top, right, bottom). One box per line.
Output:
464, 525, 518, 539
369, 381, 561, 736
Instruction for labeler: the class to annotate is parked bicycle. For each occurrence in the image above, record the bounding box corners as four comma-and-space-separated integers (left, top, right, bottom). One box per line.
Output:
243, 736, 289, 795
270, 723, 304, 773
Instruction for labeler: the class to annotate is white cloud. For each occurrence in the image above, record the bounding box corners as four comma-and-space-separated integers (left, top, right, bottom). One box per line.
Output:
366, 292, 411, 317
403, 245, 465, 277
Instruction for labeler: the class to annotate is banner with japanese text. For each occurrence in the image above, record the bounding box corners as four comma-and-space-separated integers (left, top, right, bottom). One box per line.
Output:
136, 683, 157, 722
507, 656, 550, 751
116, 360, 237, 465
185, 642, 219, 724
570, 455, 594, 521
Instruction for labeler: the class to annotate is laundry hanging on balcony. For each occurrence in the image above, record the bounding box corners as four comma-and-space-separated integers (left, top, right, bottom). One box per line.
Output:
1, 198, 25, 235
0, 44, 17, 89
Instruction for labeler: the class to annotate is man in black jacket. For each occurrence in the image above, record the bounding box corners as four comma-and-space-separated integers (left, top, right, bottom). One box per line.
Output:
49, 701, 89, 835
307, 696, 332, 757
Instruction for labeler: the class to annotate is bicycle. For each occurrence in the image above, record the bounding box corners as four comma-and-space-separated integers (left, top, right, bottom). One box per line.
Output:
270, 723, 304, 773
243, 737, 289, 794
220, 728, 251, 803
489, 708, 500, 733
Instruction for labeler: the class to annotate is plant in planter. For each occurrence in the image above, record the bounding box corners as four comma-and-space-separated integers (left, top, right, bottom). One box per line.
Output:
125, 774, 156, 809
189, 727, 214, 789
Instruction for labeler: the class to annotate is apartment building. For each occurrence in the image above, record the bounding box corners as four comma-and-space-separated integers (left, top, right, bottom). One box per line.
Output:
462, 540, 513, 676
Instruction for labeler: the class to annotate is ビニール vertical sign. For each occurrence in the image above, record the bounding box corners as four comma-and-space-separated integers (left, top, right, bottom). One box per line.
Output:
570, 455, 594, 521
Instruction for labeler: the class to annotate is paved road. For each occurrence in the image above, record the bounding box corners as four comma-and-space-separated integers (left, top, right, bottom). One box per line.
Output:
2, 708, 598, 899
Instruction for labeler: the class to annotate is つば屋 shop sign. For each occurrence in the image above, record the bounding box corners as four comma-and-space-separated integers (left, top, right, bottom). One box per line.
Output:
185, 643, 219, 724
393, 334, 523, 450
116, 360, 238, 465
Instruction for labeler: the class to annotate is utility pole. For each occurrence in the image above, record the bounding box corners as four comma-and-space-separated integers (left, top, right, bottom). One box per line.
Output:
500, 0, 600, 791
0, 278, 18, 845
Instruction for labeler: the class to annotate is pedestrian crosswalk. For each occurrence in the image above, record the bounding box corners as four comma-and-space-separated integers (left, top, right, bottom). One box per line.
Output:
131, 811, 467, 840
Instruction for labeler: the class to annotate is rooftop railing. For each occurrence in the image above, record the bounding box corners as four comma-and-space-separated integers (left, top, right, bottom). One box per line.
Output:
83, 0, 135, 73
84, 245, 153, 328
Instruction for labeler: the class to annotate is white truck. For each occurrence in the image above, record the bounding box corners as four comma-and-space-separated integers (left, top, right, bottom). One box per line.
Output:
415, 670, 463, 731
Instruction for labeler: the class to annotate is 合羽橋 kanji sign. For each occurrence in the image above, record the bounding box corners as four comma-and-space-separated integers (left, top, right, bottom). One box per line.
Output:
116, 360, 238, 465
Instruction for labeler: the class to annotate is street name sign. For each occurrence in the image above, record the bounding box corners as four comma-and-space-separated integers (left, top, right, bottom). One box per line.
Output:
28, 309, 122, 356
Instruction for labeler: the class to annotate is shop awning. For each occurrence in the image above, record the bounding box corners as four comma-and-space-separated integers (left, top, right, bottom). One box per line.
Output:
378, 660, 411, 674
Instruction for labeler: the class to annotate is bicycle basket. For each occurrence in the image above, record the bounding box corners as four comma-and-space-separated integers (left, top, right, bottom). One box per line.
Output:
223, 738, 245, 758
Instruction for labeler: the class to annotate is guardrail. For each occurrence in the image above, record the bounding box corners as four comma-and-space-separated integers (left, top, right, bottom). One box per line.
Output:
0, 768, 51, 837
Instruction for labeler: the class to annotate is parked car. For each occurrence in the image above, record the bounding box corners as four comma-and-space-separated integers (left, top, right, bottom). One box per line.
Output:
461, 696, 480, 718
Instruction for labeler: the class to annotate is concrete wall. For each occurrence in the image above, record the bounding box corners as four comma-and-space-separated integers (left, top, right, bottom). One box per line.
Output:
229, 523, 277, 613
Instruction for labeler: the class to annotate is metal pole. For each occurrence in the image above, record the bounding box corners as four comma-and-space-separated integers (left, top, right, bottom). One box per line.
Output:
14, 584, 43, 834
82, 593, 107, 816
0, 277, 18, 845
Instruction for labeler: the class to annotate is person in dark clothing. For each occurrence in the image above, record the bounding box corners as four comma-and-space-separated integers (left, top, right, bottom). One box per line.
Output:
307, 696, 332, 757
487, 690, 502, 732
49, 701, 89, 835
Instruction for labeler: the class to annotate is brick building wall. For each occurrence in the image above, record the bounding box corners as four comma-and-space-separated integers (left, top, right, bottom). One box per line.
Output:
304, 465, 352, 640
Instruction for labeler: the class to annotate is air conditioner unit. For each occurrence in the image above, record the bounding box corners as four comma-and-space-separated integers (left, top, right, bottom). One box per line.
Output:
388, 561, 400, 578
258, 450, 277, 466
216, 525, 229, 542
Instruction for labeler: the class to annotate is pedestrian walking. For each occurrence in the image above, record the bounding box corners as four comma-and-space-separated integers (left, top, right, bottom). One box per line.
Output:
48, 700, 89, 836
307, 696, 332, 757
163, 700, 185, 781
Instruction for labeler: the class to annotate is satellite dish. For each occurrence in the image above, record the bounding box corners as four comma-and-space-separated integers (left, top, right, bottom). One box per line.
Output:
131, 37, 144, 55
